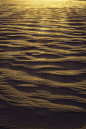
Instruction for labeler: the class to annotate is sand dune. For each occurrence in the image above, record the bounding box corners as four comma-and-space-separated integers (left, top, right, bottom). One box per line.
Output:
0, 0, 86, 129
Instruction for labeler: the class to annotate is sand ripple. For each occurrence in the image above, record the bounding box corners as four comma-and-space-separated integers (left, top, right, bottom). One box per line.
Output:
0, 0, 86, 129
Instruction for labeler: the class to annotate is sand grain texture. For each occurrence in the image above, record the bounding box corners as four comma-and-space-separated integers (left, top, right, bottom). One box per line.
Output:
0, 0, 86, 129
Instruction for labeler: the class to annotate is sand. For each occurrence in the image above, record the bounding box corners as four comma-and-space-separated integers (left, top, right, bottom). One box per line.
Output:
0, 0, 86, 129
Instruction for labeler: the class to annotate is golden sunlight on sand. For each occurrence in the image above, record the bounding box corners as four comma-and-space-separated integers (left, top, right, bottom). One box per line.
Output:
0, 0, 86, 128
9, 0, 85, 8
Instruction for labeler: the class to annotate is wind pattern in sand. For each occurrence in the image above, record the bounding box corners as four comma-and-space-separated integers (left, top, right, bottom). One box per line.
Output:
0, 0, 86, 117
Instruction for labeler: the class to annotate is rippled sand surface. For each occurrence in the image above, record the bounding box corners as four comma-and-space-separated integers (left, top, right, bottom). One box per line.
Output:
0, 0, 86, 129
